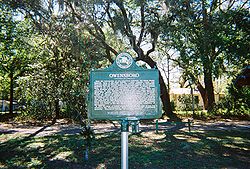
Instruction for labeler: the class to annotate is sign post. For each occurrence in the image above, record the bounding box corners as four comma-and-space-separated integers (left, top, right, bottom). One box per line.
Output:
88, 52, 162, 168
121, 120, 129, 169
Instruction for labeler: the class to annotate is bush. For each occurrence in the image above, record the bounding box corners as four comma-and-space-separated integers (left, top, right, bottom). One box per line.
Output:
176, 95, 201, 111
211, 84, 250, 119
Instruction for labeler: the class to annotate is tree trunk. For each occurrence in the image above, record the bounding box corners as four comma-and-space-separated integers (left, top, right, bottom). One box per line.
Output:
9, 72, 14, 115
196, 80, 208, 110
204, 69, 215, 111
190, 74, 208, 110
52, 99, 60, 124
159, 72, 180, 121
142, 57, 180, 121
201, 0, 215, 111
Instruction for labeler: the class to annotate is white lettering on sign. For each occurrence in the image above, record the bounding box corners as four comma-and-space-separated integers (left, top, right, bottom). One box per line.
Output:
93, 79, 156, 113
109, 73, 140, 78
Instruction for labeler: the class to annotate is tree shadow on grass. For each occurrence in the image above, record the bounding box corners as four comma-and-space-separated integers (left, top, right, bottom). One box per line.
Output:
0, 135, 85, 168
26, 124, 53, 138
0, 130, 122, 169
0, 126, 249, 169
128, 129, 250, 169
0, 129, 17, 134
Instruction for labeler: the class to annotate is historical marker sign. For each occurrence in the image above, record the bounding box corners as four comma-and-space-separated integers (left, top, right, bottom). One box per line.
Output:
88, 52, 161, 120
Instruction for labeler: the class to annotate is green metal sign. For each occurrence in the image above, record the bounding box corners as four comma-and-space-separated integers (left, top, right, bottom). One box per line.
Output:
88, 52, 161, 120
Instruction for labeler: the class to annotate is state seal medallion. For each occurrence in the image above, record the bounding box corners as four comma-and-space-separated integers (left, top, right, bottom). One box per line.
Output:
116, 53, 133, 69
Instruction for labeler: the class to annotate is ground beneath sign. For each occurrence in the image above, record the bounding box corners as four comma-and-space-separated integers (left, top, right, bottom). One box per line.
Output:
0, 119, 249, 169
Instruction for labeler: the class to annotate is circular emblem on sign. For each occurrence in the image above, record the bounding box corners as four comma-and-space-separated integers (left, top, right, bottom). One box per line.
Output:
116, 53, 133, 69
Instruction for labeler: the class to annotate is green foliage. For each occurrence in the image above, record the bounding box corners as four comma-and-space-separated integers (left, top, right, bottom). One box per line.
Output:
211, 84, 250, 119
0, 4, 36, 115
177, 95, 193, 111
1, 0, 249, 120
176, 95, 201, 112
15, 22, 106, 121
161, 0, 250, 109
0, 0, 109, 121
0, 76, 9, 99
0, 5, 34, 75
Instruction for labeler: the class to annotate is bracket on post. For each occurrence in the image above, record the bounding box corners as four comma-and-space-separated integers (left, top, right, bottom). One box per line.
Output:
131, 120, 139, 134
121, 120, 129, 132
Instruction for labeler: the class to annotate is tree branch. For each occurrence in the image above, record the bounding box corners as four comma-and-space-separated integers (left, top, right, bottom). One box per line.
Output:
137, 1, 145, 46
105, 2, 115, 32
146, 33, 158, 57
86, 27, 117, 60
65, 1, 117, 62
114, 0, 143, 57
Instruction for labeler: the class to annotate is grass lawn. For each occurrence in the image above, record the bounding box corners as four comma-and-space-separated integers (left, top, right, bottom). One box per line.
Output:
0, 125, 249, 169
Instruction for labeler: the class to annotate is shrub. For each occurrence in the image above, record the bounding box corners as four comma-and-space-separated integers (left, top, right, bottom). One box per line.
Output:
211, 84, 250, 119
176, 95, 201, 111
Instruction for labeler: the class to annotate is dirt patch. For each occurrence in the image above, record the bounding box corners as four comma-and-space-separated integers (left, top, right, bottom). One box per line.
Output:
192, 119, 250, 131
1, 119, 249, 141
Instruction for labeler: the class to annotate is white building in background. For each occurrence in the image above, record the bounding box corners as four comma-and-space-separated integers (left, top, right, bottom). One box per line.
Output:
1, 100, 7, 112
169, 88, 202, 108
169, 86, 225, 110
157, 62, 226, 109
0, 100, 19, 112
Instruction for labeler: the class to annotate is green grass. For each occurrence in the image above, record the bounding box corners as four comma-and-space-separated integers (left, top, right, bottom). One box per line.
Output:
174, 110, 208, 118
0, 128, 249, 168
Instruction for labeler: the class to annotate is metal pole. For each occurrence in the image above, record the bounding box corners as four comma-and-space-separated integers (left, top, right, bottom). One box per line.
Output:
188, 119, 191, 133
190, 83, 195, 118
156, 119, 159, 134
121, 120, 129, 169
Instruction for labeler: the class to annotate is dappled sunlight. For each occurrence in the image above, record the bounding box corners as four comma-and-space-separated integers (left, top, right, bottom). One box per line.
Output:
141, 131, 165, 140
205, 132, 250, 151
173, 134, 201, 143
191, 129, 206, 133
0, 122, 249, 168
207, 136, 223, 142
194, 148, 212, 156
0, 134, 11, 143
96, 163, 107, 169
95, 134, 106, 139
0, 162, 6, 168
223, 144, 249, 151
50, 151, 74, 162
26, 142, 45, 149
0, 133, 23, 143
27, 158, 42, 168
173, 134, 187, 140
187, 137, 201, 143
222, 152, 231, 157
130, 134, 155, 147
226, 136, 248, 144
